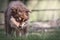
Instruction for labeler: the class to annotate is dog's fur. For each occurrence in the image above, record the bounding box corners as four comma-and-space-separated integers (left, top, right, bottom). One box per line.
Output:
5, 1, 30, 36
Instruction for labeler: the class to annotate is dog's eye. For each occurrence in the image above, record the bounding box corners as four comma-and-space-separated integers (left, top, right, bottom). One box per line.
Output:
19, 17, 21, 20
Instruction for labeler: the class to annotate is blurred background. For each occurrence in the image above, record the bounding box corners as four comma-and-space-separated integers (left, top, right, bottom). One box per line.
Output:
0, 0, 60, 24
0, 0, 60, 40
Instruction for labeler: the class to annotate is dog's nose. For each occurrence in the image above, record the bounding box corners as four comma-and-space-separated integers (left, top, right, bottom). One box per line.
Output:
18, 25, 22, 30
19, 25, 21, 28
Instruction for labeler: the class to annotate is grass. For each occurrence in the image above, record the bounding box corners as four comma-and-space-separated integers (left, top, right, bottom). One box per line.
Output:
0, 28, 60, 40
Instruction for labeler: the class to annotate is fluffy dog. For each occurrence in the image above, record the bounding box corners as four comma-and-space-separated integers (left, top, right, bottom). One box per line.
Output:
5, 1, 30, 36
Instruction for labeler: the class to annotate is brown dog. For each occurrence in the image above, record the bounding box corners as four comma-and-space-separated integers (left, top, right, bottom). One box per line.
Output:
5, 1, 30, 36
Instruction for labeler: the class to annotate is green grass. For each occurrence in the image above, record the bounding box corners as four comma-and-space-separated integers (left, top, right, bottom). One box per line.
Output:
0, 28, 60, 40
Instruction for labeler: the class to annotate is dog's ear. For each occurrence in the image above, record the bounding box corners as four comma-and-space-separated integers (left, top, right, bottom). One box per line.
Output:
11, 7, 18, 17
11, 7, 17, 13
24, 9, 31, 15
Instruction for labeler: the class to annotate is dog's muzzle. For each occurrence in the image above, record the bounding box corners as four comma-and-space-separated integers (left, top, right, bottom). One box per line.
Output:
19, 22, 25, 28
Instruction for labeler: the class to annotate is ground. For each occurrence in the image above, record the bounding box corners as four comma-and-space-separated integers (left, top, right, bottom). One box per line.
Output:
0, 26, 60, 40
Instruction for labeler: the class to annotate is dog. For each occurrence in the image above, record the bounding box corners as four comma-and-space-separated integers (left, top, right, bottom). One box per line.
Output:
5, 1, 30, 36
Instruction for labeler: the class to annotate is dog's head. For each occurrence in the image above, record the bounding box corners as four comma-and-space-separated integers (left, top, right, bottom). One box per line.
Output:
10, 6, 30, 28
